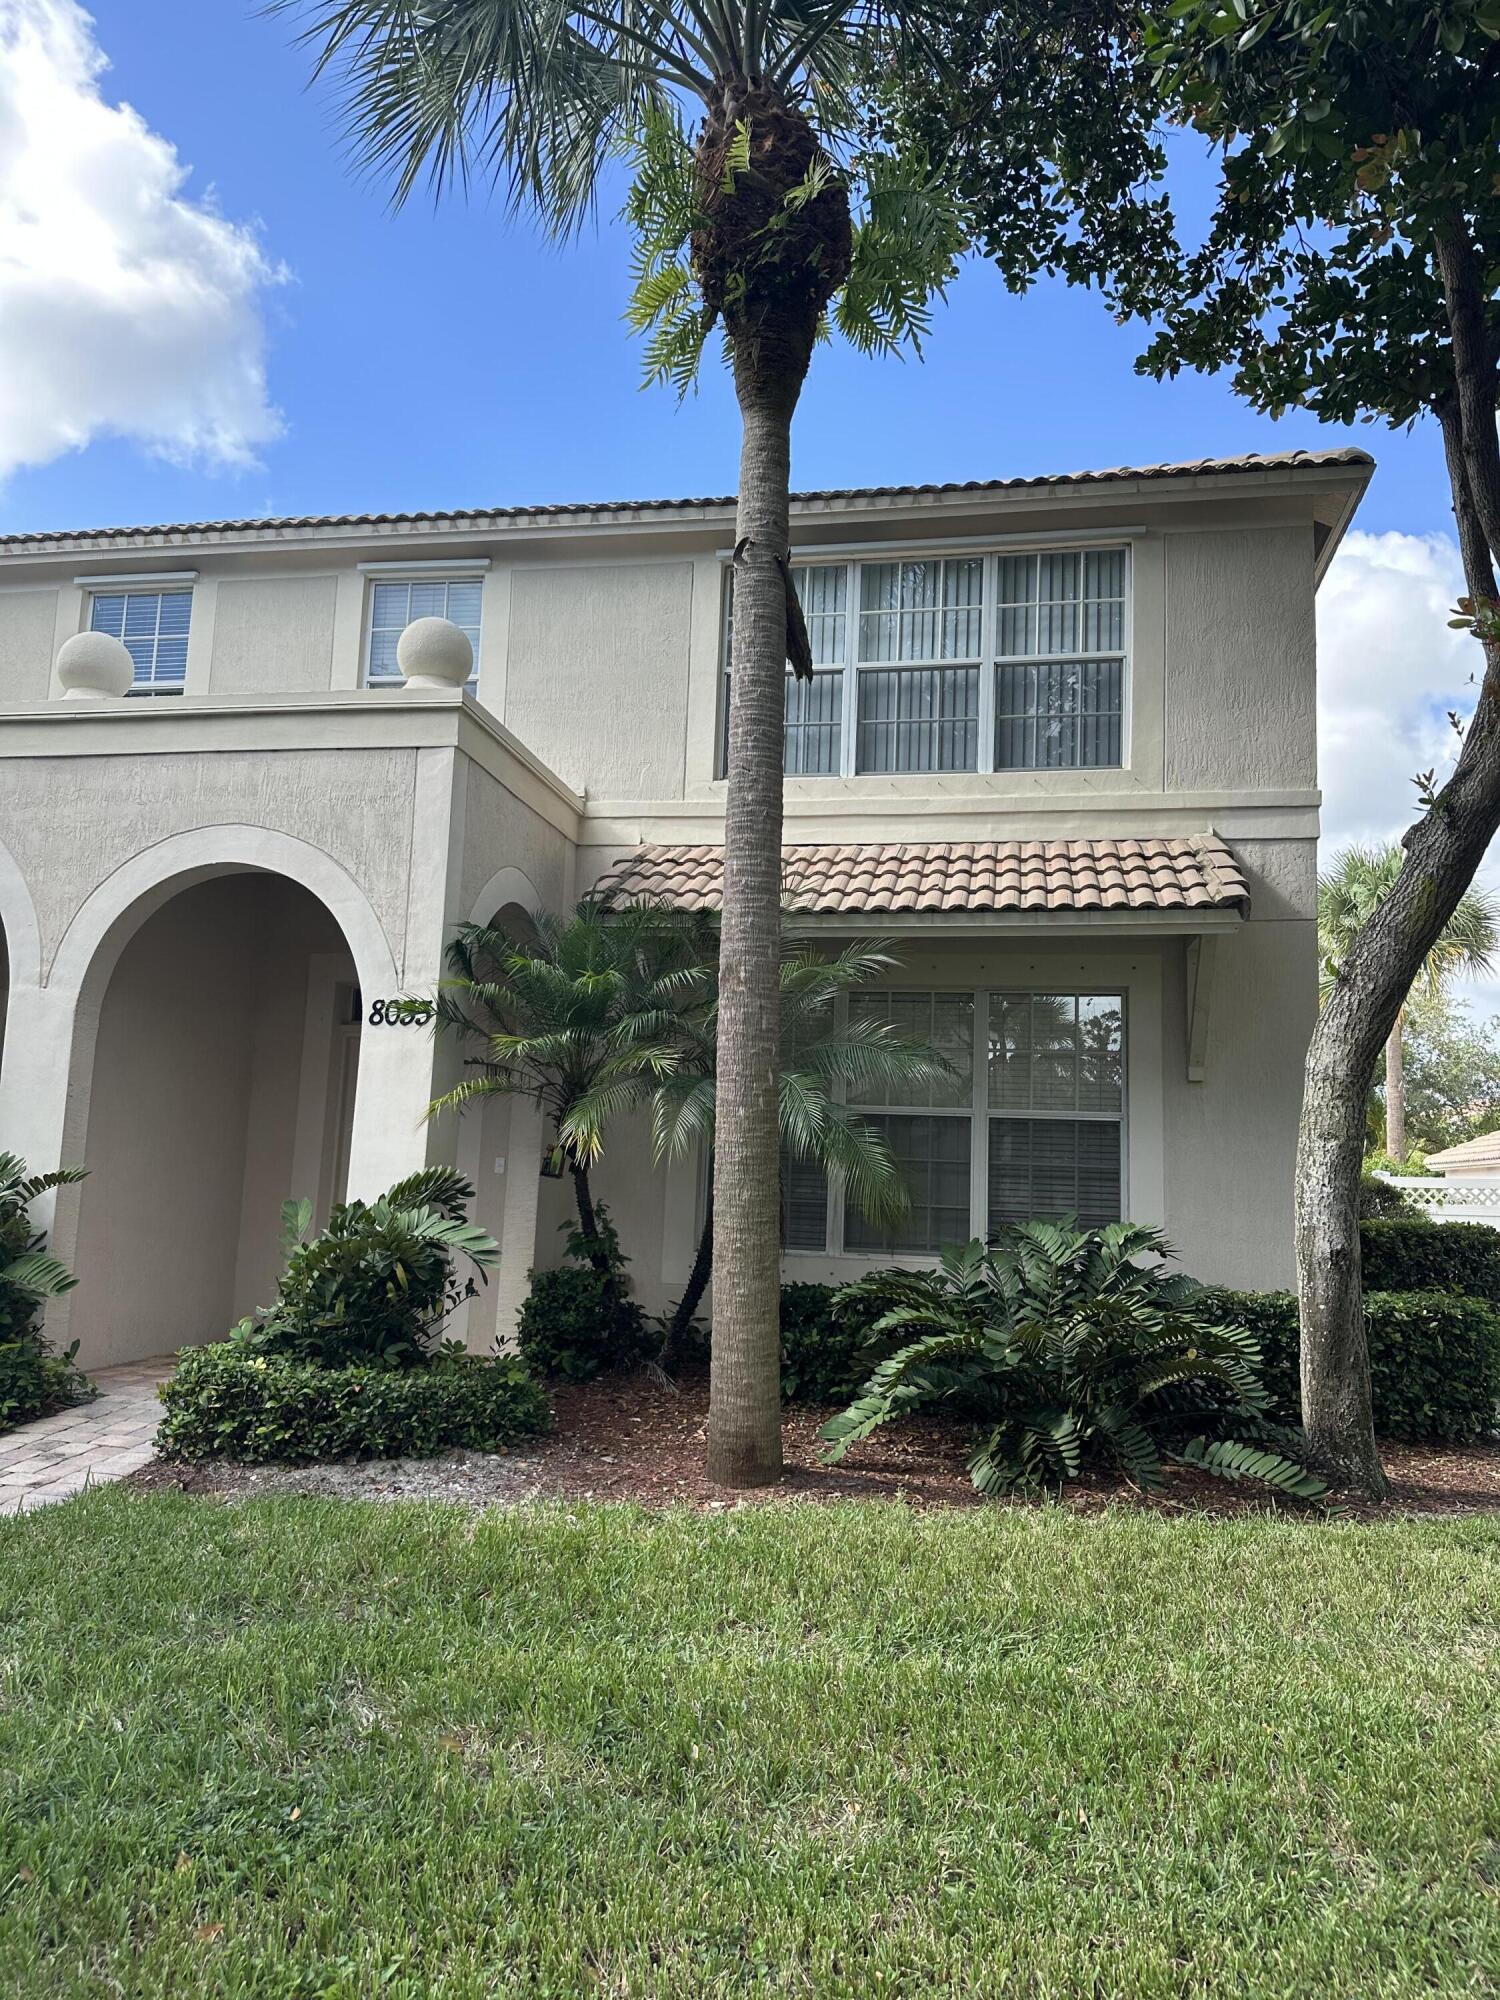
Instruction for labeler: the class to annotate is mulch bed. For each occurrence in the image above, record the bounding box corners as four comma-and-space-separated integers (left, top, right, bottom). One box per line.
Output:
126, 1368, 1500, 1519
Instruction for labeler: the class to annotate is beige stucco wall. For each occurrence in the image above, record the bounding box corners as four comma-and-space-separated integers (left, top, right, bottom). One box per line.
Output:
0, 747, 419, 976
503, 563, 695, 799
1165, 526, 1318, 792
0, 590, 59, 705
1163, 918, 1315, 1290
458, 755, 574, 925
209, 576, 339, 695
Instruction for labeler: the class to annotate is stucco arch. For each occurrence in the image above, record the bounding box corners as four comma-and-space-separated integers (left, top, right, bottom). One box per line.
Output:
0, 833, 42, 995
50, 824, 398, 1011
468, 864, 544, 927
41, 830, 400, 1365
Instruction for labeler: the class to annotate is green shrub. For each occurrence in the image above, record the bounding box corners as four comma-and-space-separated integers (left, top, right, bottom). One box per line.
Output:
156, 1344, 550, 1463
1197, 1287, 1500, 1444
518, 1266, 654, 1382
1358, 1216, 1500, 1305
516, 1208, 652, 1383
824, 1228, 1323, 1500
0, 1151, 93, 1435
778, 1277, 912, 1404
1358, 1174, 1421, 1220
237, 1169, 498, 1369
0, 1335, 94, 1435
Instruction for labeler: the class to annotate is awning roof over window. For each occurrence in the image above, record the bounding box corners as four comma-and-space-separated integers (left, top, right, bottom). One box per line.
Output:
592, 837, 1249, 917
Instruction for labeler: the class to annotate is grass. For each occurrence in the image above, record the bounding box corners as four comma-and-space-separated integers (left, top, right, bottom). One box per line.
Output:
1, 1493, 1497, 1998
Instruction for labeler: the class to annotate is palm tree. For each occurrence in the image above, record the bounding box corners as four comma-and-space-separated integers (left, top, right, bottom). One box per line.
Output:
430, 900, 712, 1297
275, 0, 958, 1487
561, 936, 951, 1357
1319, 845, 1499, 1162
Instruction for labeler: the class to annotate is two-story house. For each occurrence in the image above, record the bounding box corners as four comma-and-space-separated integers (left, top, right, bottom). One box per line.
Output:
0, 446, 1371, 1370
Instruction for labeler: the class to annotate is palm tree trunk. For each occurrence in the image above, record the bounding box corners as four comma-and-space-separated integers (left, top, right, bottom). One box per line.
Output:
568, 1163, 615, 1291
1384, 1009, 1406, 1161
663, 1198, 714, 1366
708, 348, 807, 1488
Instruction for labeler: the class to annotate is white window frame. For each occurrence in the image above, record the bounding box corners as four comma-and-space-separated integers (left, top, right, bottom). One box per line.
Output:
361, 574, 483, 689
718, 540, 1133, 779
87, 584, 194, 697
822, 985, 1129, 1257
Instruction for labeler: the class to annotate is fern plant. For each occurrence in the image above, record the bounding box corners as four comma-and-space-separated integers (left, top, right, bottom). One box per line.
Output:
821, 1225, 1325, 1501
233, 1168, 499, 1370
0, 1151, 93, 1433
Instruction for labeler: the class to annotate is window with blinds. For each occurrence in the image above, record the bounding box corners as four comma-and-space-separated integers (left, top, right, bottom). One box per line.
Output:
987, 993, 1124, 1229
843, 991, 975, 1254
89, 589, 191, 695
855, 559, 983, 774
994, 550, 1125, 770
720, 546, 1127, 780
819, 988, 1125, 1257
366, 578, 483, 685
781, 1144, 830, 1251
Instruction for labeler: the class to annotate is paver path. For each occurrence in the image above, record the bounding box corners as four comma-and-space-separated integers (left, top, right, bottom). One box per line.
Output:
0, 1357, 173, 1513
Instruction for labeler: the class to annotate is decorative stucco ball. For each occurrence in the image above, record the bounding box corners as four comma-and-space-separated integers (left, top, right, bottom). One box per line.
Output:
397, 616, 473, 689
57, 630, 134, 700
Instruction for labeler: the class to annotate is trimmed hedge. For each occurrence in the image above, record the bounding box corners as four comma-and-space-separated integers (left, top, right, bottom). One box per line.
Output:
1199, 1286, 1500, 1444
156, 1345, 551, 1464
1359, 1217, 1500, 1305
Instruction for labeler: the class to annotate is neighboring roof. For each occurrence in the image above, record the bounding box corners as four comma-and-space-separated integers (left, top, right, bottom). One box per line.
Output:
1422, 1133, 1500, 1174
0, 448, 1373, 554
592, 837, 1249, 917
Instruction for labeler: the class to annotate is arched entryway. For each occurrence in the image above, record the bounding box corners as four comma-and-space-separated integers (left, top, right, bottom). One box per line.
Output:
45, 834, 402, 1370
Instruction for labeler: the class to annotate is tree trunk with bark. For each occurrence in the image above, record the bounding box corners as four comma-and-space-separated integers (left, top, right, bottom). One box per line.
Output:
694, 83, 851, 1487
1296, 221, 1500, 1493
568, 1161, 616, 1294
1383, 1010, 1406, 1162
662, 1196, 714, 1367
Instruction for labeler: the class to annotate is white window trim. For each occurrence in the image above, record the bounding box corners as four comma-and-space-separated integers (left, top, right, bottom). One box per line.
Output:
361, 574, 483, 689
719, 540, 1135, 780
819, 984, 1130, 1259
87, 583, 194, 697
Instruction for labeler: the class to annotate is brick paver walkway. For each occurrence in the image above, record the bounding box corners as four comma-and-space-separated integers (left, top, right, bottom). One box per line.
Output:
0, 1357, 173, 1513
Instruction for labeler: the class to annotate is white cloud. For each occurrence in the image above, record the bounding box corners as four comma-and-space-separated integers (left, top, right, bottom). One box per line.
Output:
1317, 527, 1500, 1020
0, 0, 283, 481
1317, 527, 1474, 851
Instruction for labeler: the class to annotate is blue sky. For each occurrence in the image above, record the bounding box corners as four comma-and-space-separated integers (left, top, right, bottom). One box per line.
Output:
0, 0, 1456, 542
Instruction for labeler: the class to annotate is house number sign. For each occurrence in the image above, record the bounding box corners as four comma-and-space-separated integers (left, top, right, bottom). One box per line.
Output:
367, 998, 436, 1027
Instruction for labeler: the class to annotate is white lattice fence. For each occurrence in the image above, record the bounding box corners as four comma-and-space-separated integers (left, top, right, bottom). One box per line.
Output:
1377, 1174, 1500, 1227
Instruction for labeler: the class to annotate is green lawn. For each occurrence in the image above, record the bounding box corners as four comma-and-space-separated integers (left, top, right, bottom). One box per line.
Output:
1, 1493, 1497, 1998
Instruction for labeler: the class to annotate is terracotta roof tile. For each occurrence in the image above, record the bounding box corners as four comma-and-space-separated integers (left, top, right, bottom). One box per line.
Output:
593, 838, 1249, 918
0, 449, 1372, 554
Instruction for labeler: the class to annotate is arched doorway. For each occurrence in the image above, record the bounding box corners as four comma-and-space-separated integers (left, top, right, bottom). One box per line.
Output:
66, 873, 365, 1366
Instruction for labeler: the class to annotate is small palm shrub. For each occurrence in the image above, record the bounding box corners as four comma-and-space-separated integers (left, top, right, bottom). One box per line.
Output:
0, 1152, 93, 1434
236, 1169, 498, 1369
516, 1206, 653, 1382
822, 1225, 1325, 1500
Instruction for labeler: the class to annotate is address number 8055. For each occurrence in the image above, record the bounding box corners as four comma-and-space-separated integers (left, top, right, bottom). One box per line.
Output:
367, 998, 435, 1027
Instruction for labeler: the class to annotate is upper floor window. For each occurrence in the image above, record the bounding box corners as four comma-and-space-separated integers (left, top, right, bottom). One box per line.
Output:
89, 588, 191, 695
365, 577, 482, 686
722, 546, 1128, 779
